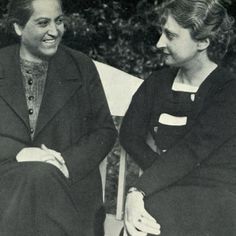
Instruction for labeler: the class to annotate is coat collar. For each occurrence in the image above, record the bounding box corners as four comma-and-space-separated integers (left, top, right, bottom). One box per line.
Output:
184, 65, 235, 122
35, 46, 83, 137
0, 45, 29, 130
196, 65, 234, 98
166, 65, 234, 99
0, 44, 83, 139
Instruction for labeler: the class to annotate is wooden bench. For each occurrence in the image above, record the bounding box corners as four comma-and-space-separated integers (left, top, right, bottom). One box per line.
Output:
94, 61, 143, 232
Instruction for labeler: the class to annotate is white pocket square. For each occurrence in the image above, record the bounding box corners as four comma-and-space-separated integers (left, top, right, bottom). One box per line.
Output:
159, 113, 187, 126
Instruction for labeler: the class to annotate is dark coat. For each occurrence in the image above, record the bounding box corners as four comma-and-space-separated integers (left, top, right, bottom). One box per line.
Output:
0, 44, 117, 235
120, 67, 236, 236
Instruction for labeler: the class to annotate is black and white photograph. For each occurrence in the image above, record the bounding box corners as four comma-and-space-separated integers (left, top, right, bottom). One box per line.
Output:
0, 0, 235, 236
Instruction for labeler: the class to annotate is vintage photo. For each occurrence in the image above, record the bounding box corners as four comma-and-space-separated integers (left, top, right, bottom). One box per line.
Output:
0, 0, 235, 236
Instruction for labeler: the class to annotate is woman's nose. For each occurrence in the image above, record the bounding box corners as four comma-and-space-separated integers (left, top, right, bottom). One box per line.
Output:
48, 23, 59, 36
156, 34, 166, 49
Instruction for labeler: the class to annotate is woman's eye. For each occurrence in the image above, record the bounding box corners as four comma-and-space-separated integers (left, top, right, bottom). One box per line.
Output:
166, 32, 174, 40
55, 17, 64, 25
37, 21, 49, 27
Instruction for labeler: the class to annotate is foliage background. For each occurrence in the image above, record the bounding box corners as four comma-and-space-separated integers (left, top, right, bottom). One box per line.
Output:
0, 0, 235, 214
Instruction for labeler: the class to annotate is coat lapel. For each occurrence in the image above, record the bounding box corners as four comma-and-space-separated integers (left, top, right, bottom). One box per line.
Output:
190, 66, 234, 121
0, 46, 30, 129
34, 47, 83, 137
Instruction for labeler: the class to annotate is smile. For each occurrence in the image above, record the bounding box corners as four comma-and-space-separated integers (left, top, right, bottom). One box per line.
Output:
42, 38, 58, 46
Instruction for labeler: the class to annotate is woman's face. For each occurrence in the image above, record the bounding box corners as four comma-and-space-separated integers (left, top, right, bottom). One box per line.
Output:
14, 0, 64, 62
156, 14, 199, 68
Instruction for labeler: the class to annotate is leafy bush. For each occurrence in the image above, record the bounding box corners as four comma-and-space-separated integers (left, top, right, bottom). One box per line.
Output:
0, 0, 235, 76
63, 0, 236, 76
62, 1, 163, 79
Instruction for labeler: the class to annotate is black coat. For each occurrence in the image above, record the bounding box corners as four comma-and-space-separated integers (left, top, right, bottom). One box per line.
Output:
120, 67, 236, 236
0, 44, 117, 235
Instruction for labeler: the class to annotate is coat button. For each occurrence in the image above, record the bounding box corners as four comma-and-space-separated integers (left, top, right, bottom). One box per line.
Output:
28, 108, 33, 115
30, 128, 34, 134
28, 79, 33, 85
26, 70, 32, 74
154, 126, 158, 133
190, 94, 195, 101
28, 95, 34, 101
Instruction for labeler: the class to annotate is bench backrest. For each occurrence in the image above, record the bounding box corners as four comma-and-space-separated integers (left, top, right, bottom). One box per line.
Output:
94, 60, 143, 220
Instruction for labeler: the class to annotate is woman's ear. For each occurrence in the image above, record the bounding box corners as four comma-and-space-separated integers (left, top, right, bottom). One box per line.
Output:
197, 38, 210, 51
13, 23, 23, 36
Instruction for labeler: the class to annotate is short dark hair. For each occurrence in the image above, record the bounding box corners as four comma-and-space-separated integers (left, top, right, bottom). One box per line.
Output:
7, 0, 63, 27
158, 0, 234, 63
7, 0, 34, 27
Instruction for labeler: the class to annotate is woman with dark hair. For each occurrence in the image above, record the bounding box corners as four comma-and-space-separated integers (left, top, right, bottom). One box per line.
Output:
0, 0, 117, 235
120, 0, 236, 235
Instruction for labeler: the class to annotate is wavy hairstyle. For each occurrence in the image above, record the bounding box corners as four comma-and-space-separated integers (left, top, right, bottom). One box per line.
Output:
158, 0, 234, 63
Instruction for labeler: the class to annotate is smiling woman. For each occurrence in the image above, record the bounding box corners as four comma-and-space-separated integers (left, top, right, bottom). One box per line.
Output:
9, 0, 64, 61
0, 0, 117, 235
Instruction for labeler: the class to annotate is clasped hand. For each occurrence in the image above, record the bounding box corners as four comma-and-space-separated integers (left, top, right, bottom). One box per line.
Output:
16, 144, 69, 178
125, 191, 161, 236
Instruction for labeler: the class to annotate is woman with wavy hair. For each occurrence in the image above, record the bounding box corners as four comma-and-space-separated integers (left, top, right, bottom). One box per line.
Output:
120, 0, 236, 235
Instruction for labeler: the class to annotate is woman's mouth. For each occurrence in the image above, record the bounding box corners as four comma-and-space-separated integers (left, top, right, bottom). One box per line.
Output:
162, 51, 171, 56
42, 38, 58, 46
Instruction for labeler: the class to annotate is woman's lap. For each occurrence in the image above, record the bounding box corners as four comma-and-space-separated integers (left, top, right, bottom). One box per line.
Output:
0, 161, 84, 236
144, 185, 236, 236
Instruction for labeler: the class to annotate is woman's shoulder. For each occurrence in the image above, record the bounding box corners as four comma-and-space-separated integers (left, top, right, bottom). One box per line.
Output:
210, 66, 236, 92
142, 67, 177, 89
57, 45, 93, 65
56, 45, 98, 76
148, 67, 176, 79
214, 66, 236, 80
203, 66, 236, 104
0, 44, 18, 57
132, 67, 177, 101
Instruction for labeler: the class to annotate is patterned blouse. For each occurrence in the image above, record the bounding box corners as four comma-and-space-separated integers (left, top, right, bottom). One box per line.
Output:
20, 58, 48, 139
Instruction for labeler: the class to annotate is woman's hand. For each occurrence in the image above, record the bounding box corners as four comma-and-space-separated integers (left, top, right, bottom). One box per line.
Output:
16, 147, 54, 162
43, 158, 69, 178
124, 191, 161, 236
41, 144, 69, 178
16, 145, 69, 178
